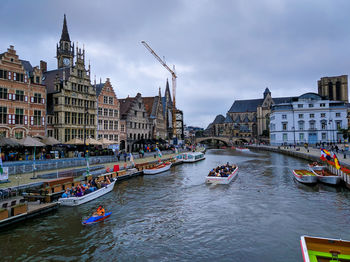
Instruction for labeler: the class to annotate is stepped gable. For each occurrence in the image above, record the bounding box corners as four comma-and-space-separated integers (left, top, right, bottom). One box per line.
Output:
42, 67, 71, 94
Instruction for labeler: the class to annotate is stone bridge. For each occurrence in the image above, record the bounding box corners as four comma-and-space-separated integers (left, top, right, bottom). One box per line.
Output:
195, 136, 249, 146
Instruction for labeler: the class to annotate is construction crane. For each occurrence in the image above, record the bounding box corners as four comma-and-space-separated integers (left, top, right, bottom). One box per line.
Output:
141, 41, 177, 142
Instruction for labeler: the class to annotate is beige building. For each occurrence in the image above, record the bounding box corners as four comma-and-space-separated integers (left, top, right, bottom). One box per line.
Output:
0, 45, 46, 139
318, 75, 348, 102
43, 15, 97, 143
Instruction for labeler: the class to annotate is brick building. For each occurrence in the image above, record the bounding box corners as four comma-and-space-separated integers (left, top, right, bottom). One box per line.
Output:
0, 45, 46, 139
42, 15, 97, 143
96, 78, 120, 144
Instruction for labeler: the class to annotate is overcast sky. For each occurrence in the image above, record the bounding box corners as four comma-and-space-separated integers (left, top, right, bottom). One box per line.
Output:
2, 0, 350, 128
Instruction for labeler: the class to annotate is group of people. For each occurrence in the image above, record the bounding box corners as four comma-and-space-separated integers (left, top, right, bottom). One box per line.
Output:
208, 163, 237, 177
60, 176, 112, 198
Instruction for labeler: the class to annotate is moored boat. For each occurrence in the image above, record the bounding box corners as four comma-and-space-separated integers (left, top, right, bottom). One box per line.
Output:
182, 152, 205, 163
292, 169, 317, 184
236, 147, 250, 152
143, 162, 172, 175
300, 235, 350, 262
58, 180, 116, 206
206, 164, 239, 184
82, 212, 112, 225
311, 168, 341, 186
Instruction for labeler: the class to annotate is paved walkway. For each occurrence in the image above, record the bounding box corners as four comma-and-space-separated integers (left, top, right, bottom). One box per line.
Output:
0, 153, 178, 189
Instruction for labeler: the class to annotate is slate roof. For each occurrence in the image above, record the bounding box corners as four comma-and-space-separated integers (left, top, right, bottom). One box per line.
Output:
212, 114, 225, 124
95, 83, 104, 97
60, 14, 71, 42
42, 68, 71, 94
20, 60, 34, 76
119, 97, 135, 119
243, 115, 250, 123
224, 114, 233, 123
143, 97, 156, 118
240, 125, 250, 132
234, 115, 241, 123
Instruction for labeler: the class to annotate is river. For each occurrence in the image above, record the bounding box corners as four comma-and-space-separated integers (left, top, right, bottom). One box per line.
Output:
2, 149, 350, 261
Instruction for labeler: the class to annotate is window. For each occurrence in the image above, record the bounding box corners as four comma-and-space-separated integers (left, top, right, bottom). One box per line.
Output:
109, 120, 113, 130
65, 129, 70, 142
283, 133, 288, 141
270, 134, 276, 141
71, 129, 76, 139
309, 104, 314, 108
0, 70, 8, 79
298, 121, 304, 130
109, 109, 113, 117
34, 93, 42, 103
282, 114, 287, 119
309, 114, 314, 118
298, 114, 303, 119
0, 87, 8, 99
15, 130, 23, 139
72, 113, 77, 125
121, 124, 125, 132
320, 103, 326, 107
298, 104, 303, 108
98, 120, 102, 130
104, 120, 108, 130
138, 103, 141, 109
65, 112, 70, 124
143, 112, 145, 117
321, 121, 327, 130
109, 97, 113, 105
336, 113, 341, 117
321, 113, 326, 117
15, 108, 24, 124
322, 133, 327, 140
98, 108, 102, 116
114, 110, 118, 117
15, 90, 24, 101
34, 110, 41, 125
103, 96, 108, 104
90, 115, 94, 126
78, 113, 83, 125
0, 107, 7, 124
134, 111, 137, 116
299, 133, 304, 141
114, 121, 118, 130
309, 121, 315, 130
336, 121, 342, 130
104, 109, 108, 116
129, 122, 133, 128
282, 123, 287, 130
114, 135, 118, 141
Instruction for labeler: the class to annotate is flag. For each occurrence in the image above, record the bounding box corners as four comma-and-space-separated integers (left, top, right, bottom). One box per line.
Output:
320, 148, 332, 161
333, 153, 340, 170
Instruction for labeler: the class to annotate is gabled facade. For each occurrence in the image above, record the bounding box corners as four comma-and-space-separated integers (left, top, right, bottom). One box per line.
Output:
0, 45, 46, 139
119, 93, 152, 152
96, 78, 120, 144
42, 15, 97, 143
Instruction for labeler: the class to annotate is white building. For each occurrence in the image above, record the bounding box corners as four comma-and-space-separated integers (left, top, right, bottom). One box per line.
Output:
270, 93, 348, 145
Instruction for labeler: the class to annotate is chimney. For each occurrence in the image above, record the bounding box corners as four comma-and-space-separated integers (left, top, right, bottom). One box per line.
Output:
40, 60, 47, 73
106, 77, 110, 82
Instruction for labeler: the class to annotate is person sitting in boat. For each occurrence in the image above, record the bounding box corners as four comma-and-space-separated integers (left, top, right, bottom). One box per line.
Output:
93, 205, 105, 217
61, 189, 70, 198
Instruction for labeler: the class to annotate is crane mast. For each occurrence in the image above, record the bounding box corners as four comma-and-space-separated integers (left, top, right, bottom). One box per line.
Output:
141, 41, 177, 142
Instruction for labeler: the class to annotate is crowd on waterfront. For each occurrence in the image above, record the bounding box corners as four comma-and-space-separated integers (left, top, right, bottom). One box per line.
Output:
61, 176, 112, 198
208, 163, 236, 177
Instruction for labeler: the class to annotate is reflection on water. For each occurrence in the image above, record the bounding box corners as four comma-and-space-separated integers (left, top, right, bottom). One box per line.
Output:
1, 149, 350, 261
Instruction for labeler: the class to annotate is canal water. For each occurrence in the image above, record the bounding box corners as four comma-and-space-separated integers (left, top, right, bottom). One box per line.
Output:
2, 149, 350, 261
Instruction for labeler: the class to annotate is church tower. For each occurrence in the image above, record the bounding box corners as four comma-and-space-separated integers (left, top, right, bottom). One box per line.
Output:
56, 14, 74, 68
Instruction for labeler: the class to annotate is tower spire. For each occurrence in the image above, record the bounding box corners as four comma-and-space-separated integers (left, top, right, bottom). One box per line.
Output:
60, 14, 71, 42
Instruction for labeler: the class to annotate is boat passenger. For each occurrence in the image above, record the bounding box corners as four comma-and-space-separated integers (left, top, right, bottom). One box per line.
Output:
94, 205, 105, 216
61, 190, 69, 198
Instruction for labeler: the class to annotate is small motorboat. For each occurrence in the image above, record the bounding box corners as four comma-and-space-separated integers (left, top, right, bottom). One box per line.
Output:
143, 162, 172, 175
300, 235, 350, 262
311, 168, 341, 186
82, 212, 112, 225
292, 169, 318, 184
206, 164, 239, 184
236, 147, 250, 152
308, 162, 326, 171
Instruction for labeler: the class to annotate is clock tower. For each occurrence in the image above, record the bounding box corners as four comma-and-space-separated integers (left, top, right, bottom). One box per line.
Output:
56, 14, 74, 68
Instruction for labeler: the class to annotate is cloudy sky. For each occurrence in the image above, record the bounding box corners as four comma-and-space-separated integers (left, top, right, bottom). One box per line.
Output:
2, 0, 350, 128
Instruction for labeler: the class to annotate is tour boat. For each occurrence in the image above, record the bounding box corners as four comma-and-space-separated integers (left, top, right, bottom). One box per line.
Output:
235, 147, 250, 152
292, 169, 318, 184
143, 162, 172, 175
311, 168, 341, 186
308, 162, 326, 171
300, 235, 350, 262
58, 180, 116, 206
82, 212, 112, 225
206, 165, 239, 184
182, 152, 205, 163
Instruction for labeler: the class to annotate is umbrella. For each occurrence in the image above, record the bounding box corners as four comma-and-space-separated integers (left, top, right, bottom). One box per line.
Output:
85, 137, 102, 145
0, 137, 20, 147
98, 137, 115, 145
41, 136, 62, 146
65, 137, 84, 145
18, 136, 46, 147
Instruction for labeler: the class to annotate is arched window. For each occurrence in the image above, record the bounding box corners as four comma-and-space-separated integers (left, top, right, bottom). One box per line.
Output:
336, 81, 341, 100
328, 82, 333, 100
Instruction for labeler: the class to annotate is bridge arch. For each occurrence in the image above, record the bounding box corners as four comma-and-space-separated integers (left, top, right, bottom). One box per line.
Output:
195, 136, 230, 146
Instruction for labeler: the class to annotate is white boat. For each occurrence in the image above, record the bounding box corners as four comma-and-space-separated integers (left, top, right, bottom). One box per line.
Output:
182, 152, 205, 163
236, 147, 250, 152
292, 169, 318, 184
58, 180, 116, 206
307, 162, 326, 171
143, 162, 172, 175
206, 165, 239, 184
300, 235, 350, 262
311, 168, 341, 186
